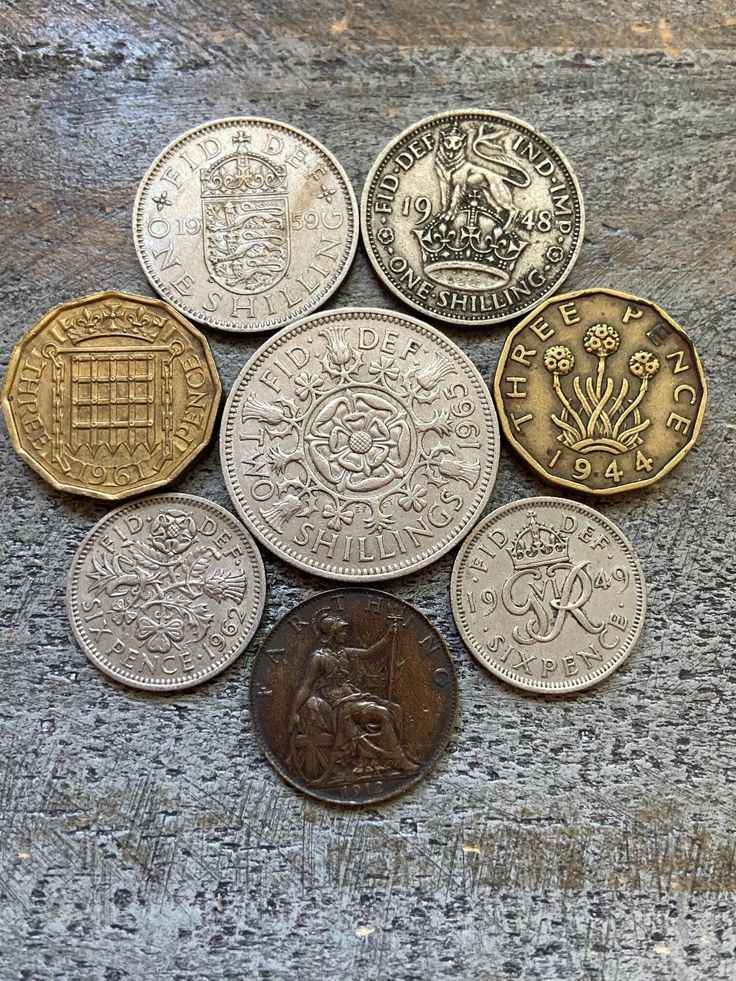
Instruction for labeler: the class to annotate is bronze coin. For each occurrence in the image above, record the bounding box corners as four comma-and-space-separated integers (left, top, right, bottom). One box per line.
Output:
250, 589, 458, 805
493, 288, 707, 495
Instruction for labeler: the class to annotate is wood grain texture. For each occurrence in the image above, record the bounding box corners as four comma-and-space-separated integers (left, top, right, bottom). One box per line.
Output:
1, 2, 735, 978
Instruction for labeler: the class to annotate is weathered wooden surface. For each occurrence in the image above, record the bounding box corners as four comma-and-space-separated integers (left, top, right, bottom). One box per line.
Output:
1, 3, 735, 979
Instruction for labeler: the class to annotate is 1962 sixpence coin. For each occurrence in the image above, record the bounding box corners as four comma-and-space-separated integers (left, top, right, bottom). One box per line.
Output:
250, 589, 458, 805
133, 117, 358, 333
361, 109, 584, 326
1, 291, 221, 500
493, 288, 707, 494
220, 307, 500, 581
67, 494, 266, 691
451, 497, 646, 693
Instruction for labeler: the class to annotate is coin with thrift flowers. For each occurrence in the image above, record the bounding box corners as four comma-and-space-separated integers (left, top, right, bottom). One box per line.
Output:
493, 288, 707, 495
221, 308, 500, 580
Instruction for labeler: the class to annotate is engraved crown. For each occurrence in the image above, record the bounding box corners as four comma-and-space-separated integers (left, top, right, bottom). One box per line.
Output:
507, 511, 569, 570
200, 147, 287, 197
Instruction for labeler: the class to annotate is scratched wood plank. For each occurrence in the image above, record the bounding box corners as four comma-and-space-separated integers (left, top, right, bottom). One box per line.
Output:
1, 2, 735, 979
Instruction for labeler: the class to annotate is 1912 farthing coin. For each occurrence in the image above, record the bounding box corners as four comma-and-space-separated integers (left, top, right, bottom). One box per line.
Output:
221, 308, 500, 580
67, 494, 266, 690
134, 117, 358, 332
362, 110, 584, 326
451, 497, 645, 693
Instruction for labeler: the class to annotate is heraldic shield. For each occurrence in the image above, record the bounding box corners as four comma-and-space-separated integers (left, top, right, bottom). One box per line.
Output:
200, 141, 290, 295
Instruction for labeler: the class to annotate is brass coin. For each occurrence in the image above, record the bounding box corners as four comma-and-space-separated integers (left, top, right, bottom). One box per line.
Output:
250, 589, 458, 805
493, 288, 707, 494
2, 290, 221, 500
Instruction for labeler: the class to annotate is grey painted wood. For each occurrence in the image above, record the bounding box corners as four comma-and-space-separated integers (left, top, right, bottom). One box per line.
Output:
1, 3, 735, 979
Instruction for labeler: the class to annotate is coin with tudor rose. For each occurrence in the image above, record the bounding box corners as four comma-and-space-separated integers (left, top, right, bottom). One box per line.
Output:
67, 494, 266, 690
361, 109, 584, 326
493, 288, 707, 494
451, 497, 646, 693
220, 307, 500, 581
133, 117, 358, 332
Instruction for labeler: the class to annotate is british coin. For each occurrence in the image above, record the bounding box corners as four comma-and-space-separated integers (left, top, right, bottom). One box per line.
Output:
220, 307, 500, 581
133, 117, 358, 333
451, 497, 646, 693
493, 288, 707, 494
67, 494, 266, 691
2, 290, 221, 500
250, 588, 458, 805
361, 109, 584, 326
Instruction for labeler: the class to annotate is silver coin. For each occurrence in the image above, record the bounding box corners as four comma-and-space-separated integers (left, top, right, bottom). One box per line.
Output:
133, 117, 358, 333
67, 494, 267, 690
361, 110, 584, 326
221, 307, 500, 581
451, 497, 645, 692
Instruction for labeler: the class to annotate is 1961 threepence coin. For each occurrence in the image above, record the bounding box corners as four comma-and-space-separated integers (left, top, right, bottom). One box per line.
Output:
451, 497, 646, 693
1, 291, 221, 500
361, 110, 584, 326
493, 288, 707, 494
250, 589, 458, 804
220, 307, 500, 581
67, 494, 266, 691
133, 117, 358, 333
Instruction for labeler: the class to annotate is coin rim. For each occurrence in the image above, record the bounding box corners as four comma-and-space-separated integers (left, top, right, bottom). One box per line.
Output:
492, 287, 709, 495
249, 587, 459, 805
220, 306, 501, 581
1, 290, 222, 501
360, 108, 585, 326
450, 495, 647, 693
66, 492, 267, 691
132, 116, 359, 334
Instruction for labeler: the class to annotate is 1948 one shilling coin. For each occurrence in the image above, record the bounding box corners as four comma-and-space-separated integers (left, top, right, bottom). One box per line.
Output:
133, 117, 358, 333
220, 307, 500, 580
250, 589, 458, 804
67, 494, 266, 690
451, 497, 646, 693
2, 291, 221, 500
493, 288, 707, 494
361, 110, 584, 326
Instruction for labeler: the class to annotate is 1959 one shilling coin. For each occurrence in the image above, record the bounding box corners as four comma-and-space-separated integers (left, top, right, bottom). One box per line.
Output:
451, 497, 646, 693
494, 288, 707, 494
67, 494, 266, 690
133, 117, 358, 333
1, 291, 221, 500
361, 110, 584, 326
221, 308, 500, 580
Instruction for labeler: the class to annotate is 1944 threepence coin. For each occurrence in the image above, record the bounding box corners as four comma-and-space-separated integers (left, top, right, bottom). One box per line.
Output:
493, 288, 707, 494
67, 494, 266, 691
133, 117, 358, 333
220, 307, 500, 581
250, 589, 458, 805
451, 497, 646, 693
361, 110, 584, 326
1, 291, 221, 500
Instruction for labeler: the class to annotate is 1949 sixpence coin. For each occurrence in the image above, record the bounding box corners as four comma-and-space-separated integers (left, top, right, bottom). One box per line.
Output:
2, 290, 221, 500
250, 588, 458, 805
133, 117, 358, 333
493, 288, 707, 494
451, 497, 646, 693
361, 109, 584, 326
67, 494, 266, 691
220, 307, 500, 581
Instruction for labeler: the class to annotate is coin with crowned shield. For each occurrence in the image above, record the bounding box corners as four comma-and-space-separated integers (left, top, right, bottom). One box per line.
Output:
133, 117, 358, 332
493, 288, 707, 494
451, 497, 646, 693
220, 307, 500, 581
250, 589, 458, 804
67, 494, 266, 690
361, 110, 584, 326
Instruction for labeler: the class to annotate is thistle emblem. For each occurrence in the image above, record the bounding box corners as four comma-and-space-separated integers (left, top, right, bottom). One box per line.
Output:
545, 324, 660, 455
